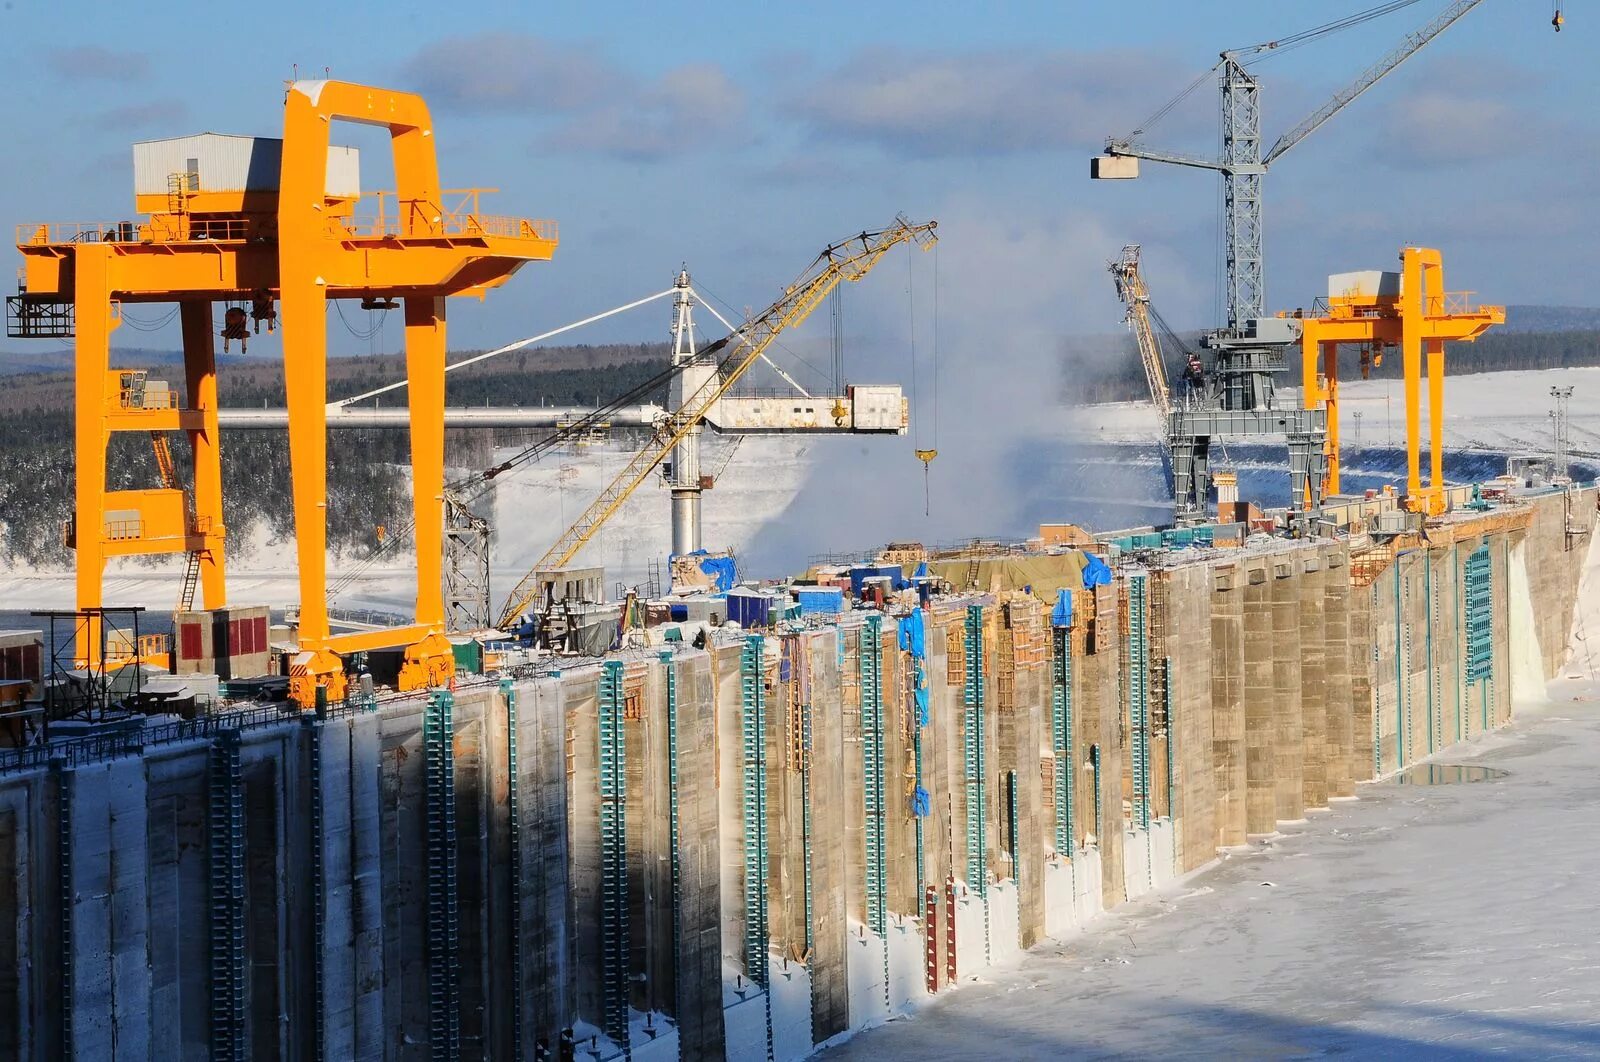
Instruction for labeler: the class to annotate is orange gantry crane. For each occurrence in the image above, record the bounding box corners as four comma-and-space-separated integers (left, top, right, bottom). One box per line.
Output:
11, 80, 557, 704
1295, 247, 1502, 515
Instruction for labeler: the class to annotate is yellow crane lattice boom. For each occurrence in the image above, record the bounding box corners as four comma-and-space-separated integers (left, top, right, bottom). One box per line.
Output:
496, 217, 938, 628
1109, 244, 1172, 423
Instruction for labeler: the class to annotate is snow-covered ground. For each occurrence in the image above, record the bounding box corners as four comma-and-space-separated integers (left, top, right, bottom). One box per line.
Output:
1069, 365, 1600, 456
0, 433, 812, 612
820, 535, 1600, 1060
5, 366, 1593, 611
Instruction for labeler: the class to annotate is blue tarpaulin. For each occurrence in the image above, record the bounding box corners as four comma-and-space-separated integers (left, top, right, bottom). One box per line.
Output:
671, 549, 737, 593
898, 607, 927, 657
914, 682, 930, 726
1081, 553, 1113, 588
1051, 588, 1073, 628
913, 561, 931, 580
912, 785, 931, 817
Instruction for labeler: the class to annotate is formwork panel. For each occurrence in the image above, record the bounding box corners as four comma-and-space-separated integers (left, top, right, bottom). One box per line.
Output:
1210, 565, 1247, 846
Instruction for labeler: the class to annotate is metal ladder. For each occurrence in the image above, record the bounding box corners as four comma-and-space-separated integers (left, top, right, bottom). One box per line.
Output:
738, 637, 775, 1061
597, 662, 631, 1057
207, 729, 246, 1061
1051, 628, 1074, 856
151, 430, 206, 613
423, 691, 460, 1061
52, 759, 75, 1057
661, 652, 686, 1020
860, 617, 887, 939
503, 680, 526, 1059
1128, 575, 1151, 831
962, 607, 987, 897
304, 717, 327, 1062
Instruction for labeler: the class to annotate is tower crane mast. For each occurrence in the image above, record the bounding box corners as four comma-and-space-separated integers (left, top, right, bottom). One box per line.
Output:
494, 217, 938, 629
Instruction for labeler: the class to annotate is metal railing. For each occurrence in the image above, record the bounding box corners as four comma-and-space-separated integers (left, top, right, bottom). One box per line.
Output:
0, 693, 379, 774
330, 211, 557, 242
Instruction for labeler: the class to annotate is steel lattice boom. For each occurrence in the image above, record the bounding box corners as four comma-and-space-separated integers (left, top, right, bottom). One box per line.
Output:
495, 217, 937, 628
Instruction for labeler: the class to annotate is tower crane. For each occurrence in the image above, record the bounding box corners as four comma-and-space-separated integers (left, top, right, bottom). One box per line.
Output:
1092, 0, 1489, 330
494, 217, 938, 629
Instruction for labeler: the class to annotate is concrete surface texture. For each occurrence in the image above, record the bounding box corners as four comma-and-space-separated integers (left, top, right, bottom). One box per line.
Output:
0, 486, 1594, 1061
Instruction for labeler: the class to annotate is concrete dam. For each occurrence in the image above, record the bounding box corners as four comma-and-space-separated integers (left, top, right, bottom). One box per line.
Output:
0, 484, 1590, 1061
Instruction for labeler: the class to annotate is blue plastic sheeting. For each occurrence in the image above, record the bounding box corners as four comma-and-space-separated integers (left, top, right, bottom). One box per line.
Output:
849, 564, 907, 596
1081, 553, 1113, 588
914, 683, 930, 726
898, 607, 927, 658
913, 561, 931, 580
670, 549, 737, 593
1051, 588, 1073, 629
912, 785, 931, 817
796, 586, 845, 616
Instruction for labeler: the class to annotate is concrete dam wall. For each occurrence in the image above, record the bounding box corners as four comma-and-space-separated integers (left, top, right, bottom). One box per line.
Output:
0, 487, 1592, 1061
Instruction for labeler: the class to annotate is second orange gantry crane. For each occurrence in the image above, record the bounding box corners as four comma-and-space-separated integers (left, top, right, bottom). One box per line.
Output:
12, 79, 558, 703
1294, 247, 1502, 515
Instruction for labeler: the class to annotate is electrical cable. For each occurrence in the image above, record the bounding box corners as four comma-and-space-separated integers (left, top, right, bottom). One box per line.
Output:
333, 300, 388, 341
116, 306, 181, 332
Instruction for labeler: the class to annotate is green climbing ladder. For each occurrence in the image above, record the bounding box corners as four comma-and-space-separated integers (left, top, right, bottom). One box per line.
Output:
962, 606, 987, 898
597, 662, 631, 1054
1128, 574, 1151, 831
739, 636, 775, 1060
423, 690, 460, 1061
1052, 628, 1074, 856
860, 616, 887, 938
207, 729, 246, 1061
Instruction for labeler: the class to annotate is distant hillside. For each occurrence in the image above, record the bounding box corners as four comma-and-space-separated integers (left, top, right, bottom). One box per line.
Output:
1502, 306, 1600, 333
0, 342, 670, 569
1064, 327, 1600, 406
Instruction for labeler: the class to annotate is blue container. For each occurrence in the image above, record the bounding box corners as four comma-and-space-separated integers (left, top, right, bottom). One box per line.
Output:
796, 586, 845, 616
726, 589, 773, 629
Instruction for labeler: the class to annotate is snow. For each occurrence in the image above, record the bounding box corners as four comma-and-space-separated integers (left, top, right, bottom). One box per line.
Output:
0, 433, 811, 611
1064, 365, 1600, 457
818, 519, 1600, 1061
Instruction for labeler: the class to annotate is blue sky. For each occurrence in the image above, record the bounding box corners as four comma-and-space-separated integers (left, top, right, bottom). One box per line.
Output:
2, 0, 1594, 377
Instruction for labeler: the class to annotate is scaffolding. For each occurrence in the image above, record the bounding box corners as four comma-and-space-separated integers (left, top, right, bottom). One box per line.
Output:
207, 729, 246, 1061
597, 662, 631, 1054
423, 690, 460, 1060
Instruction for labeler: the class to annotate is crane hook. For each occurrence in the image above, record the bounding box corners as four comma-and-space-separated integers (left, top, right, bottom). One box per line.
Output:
1553, 6, 1564, 31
